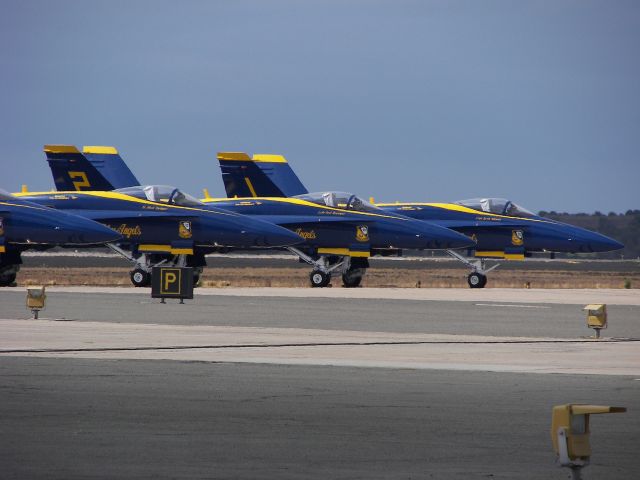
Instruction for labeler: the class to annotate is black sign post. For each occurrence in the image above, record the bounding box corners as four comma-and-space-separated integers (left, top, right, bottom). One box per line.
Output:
151, 266, 194, 304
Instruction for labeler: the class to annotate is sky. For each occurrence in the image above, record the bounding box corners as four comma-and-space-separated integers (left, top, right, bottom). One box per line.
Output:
0, 0, 638, 213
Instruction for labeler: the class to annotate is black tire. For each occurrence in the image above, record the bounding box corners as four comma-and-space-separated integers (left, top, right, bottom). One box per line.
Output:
193, 272, 201, 287
342, 267, 365, 288
467, 272, 486, 289
310, 270, 331, 288
130, 268, 151, 287
0, 273, 17, 287
342, 274, 362, 288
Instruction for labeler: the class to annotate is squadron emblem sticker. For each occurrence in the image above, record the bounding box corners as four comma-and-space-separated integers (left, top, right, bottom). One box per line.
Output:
356, 225, 369, 242
179, 220, 193, 239
511, 230, 524, 246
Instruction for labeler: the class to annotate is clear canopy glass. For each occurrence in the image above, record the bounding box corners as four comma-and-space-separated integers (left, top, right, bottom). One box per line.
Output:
116, 185, 204, 208
455, 198, 535, 217
294, 191, 379, 213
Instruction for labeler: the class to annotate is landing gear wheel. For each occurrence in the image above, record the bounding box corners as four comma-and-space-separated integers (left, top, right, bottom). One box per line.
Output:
310, 270, 331, 288
0, 273, 17, 287
467, 272, 487, 289
193, 272, 201, 287
342, 268, 364, 288
130, 269, 151, 287
342, 274, 362, 288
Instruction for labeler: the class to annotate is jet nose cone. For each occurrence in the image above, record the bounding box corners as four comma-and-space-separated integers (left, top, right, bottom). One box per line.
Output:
65, 218, 122, 245
586, 232, 624, 252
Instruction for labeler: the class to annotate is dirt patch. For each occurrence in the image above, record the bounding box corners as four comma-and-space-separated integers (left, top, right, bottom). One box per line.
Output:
15, 266, 639, 289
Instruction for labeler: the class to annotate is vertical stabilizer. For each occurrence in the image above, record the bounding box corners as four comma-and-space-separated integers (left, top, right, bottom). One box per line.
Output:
217, 152, 308, 198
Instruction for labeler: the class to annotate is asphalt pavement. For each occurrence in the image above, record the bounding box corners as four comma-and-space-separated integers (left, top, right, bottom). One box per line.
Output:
0, 288, 638, 479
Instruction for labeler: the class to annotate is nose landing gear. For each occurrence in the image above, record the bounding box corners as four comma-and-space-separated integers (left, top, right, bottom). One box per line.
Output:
288, 247, 368, 288
447, 250, 498, 289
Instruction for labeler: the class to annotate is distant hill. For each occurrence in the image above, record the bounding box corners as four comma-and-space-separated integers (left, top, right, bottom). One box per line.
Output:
539, 210, 640, 259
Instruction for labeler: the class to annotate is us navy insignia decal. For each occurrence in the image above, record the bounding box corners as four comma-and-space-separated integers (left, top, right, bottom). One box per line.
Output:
512, 230, 524, 246
356, 225, 369, 242
179, 221, 193, 239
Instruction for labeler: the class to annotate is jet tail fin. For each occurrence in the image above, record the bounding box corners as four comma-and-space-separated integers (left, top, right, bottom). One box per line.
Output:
217, 152, 309, 198
81, 146, 140, 189
44, 145, 140, 191
45, 145, 115, 191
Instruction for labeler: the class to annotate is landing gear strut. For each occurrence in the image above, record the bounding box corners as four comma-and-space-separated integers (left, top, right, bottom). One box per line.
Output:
288, 247, 368, 288
108, 244, 203, 288
447, 250, 497, 289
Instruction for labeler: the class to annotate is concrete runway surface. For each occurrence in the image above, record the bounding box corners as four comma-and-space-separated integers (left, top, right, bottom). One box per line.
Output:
1, 287, 639, 478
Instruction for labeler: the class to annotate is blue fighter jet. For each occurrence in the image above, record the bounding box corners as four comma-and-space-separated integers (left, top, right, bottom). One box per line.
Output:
17, 146, 303, 287
213, 152, 624, 288
0, 188, 121, 286
41, 146, 475, 287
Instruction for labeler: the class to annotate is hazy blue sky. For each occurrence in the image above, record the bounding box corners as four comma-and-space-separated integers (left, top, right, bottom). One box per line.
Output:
1, 0, 638, 213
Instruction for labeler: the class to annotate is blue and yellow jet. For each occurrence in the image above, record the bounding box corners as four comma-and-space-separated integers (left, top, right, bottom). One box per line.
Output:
214, 152, 624, 288
0, 188, 121, 286
41, 146, 475, 287
16, 146, 304, 287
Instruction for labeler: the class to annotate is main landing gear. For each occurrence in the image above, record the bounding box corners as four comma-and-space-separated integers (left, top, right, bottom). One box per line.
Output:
288, 247, 368, 288
108, 244, 204, 288
447, 250, 497, 289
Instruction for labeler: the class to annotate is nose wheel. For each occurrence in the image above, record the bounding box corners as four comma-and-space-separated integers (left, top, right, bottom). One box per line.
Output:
310, 270, 331, 288
467, 272, 487, 288
130, 268, 151, 287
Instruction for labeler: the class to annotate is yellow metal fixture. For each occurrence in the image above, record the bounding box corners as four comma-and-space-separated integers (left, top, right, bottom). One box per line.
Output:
583, 304, 607, 338
551, 404, 626, 478
26, 286, 46, 319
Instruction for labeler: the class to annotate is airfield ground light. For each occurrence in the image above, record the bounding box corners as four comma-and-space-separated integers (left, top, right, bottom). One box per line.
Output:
26, 286, 46, 319
583, 304, 607, 339
551, 404, 626, 479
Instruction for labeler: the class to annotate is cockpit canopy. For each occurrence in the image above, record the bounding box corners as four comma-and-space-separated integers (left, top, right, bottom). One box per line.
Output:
455, 198, 535, 217
116, 185, 204, 208
294, 191, 379, 213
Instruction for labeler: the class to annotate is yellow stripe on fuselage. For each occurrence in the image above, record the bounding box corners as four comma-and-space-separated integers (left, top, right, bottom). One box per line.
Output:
475, 251, 525, 260
201, 196, 410, 221
12, 191, 237, 217
317, 248, 370, 258
138, 244, 194, 255
0, 200, 60, 214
